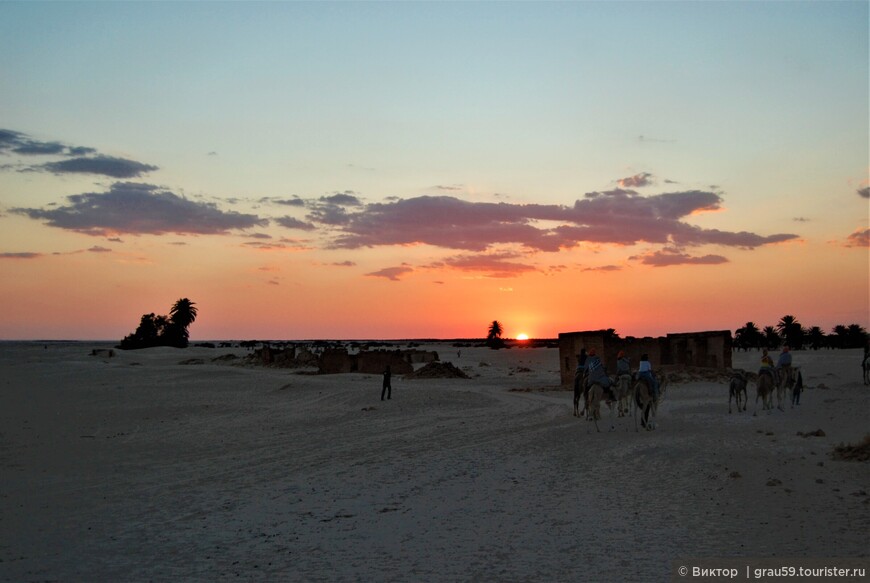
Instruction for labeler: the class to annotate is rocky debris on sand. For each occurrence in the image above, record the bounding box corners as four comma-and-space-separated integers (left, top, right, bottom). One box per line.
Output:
797, 429, 826, 438
766, 478, 782, 487
831, 434, 870, 462
405, 362, 470, 379
212, 354, 238, 362
179, 358, 205, 365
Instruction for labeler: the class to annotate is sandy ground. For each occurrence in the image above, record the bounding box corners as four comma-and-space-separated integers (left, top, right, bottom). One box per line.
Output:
0, 342, 867, 582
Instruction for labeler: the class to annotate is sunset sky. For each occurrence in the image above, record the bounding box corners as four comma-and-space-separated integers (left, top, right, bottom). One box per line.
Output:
1, 1, 868, 341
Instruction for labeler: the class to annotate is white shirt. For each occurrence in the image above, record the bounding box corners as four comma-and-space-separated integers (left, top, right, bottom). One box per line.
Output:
639, 360, 652, 373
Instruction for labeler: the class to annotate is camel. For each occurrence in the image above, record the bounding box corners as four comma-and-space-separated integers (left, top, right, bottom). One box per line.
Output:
863, 355, 870, 386
754, 371, 776, 414
612, 374, 633, 417
633, 372, 668, 431
572, 369, 588, 418
585, 381, 617, 432
728, 372, 748, 413
775, 365, 794, 411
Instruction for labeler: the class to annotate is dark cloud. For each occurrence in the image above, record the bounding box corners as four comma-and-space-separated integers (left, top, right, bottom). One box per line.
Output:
260, 196, 306, 207
582, 265, 623, 272
0, 252, 43, 259
617, 172, 653, 188
858, 187, 870, 199
274, 216, 317, 231
87, 246, 112, 253
13, 182, 267, 236
245, 233, 273, 239
1, 129, 156, 177
0, 128, 96, 158
366, 265, 413, 281
38, 156, 158, 178
332, 260, 356, 267
324, 191, 797, 254
321, 192, 362, 206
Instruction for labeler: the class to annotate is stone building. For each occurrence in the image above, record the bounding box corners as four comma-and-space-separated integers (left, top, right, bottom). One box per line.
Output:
558, 329, 732, 386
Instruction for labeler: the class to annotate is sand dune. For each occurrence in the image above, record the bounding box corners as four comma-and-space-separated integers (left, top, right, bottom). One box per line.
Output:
1, 342, 867, 581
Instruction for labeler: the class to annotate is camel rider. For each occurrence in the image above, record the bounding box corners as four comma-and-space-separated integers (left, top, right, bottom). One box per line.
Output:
585, 348, 612, 398
616, 350, 631, 378
759, 349, 778, 385
638, 353, 660, 400
776, 346, 793, 386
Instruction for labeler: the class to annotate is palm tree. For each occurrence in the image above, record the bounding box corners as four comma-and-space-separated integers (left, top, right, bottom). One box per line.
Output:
486, 320, 505, 349
735, 321, 762, 351
165, 298, 198, 348
170, 298, 198, 329
831, 325, 848, 349
763, 326, 781, 350
776, 315, 803, 349
806, 326, 826, 350
846, 324, 868, 349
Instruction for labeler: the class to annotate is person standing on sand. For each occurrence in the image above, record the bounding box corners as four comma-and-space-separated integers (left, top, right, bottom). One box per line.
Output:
381, 365, 392, 401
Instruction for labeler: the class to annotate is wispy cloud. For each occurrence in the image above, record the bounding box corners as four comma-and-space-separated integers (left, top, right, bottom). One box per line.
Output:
243, 238, 312, 252
844, 228, 869, 248
437, 252, 538, 278
36, 156, 158, 178
0, 129, 81, 156
1, 129, 156, 178
274, 216, 317, 231
87, 246, 112, 253
13, 182, 266, 236
632, 248, 729, 267
617, 172, 653, 188
0, 251, 43, 259
366, 265, 413, 281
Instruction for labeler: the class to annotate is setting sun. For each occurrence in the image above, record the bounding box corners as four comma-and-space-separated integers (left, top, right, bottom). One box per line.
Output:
516, 333, 529, 341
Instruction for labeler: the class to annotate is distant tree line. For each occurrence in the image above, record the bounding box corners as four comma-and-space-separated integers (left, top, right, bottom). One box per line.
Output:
734, 315, 868, 351
118, 298, 198, 350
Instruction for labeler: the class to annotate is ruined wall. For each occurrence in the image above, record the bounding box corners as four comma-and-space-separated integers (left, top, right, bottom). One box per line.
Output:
356, 350, 413, 375
318, 348, 356, 374
666, 331, 732, 369
558, 329, 732, 386
318, 348, 420, 375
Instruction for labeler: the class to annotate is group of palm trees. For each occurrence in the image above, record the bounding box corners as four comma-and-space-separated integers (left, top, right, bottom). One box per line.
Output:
485, 316, 866, 352
734, 315, 868, 351
118, 298, 198, 350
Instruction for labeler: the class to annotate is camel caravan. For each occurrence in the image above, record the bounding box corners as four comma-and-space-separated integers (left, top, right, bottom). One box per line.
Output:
558, 329, 809, 433
571, 348, 670, 433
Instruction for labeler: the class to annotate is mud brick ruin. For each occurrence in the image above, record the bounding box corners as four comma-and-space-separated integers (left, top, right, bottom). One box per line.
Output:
558, 329, 732, 386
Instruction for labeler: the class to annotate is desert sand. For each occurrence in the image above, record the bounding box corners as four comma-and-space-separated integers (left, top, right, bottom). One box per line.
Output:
1, 342, 868, 582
